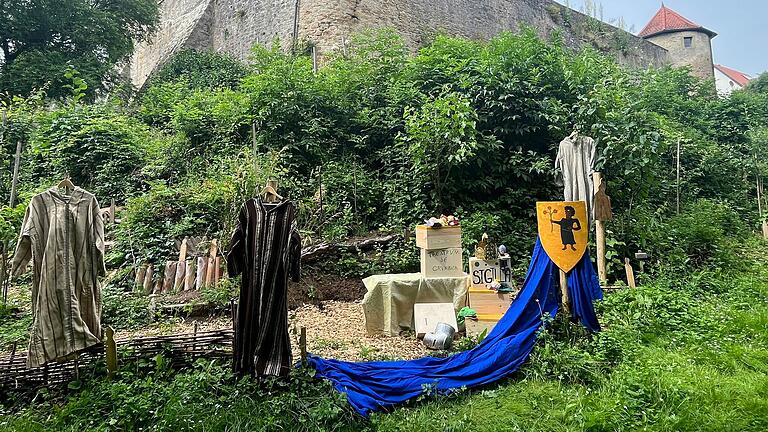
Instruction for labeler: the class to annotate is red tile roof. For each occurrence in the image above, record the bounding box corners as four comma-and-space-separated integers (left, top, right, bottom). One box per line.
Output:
714, 64, 752, 87
638, 5, 716, 38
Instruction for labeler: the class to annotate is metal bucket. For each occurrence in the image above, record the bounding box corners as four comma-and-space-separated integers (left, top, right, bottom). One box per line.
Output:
423, 322, 455, 350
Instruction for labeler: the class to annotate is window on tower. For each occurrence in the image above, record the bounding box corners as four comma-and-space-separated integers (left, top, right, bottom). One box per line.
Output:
684, 37, 693, 48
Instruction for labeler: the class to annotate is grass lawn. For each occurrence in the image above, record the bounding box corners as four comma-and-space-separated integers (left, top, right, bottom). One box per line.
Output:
2, 242, 767, 431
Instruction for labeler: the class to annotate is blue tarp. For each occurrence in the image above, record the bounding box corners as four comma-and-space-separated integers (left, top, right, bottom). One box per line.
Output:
307, 239, 602, 416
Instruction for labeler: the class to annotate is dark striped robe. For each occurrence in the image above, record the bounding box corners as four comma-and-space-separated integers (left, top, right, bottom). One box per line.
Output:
11, 187, 105, 367
227, 198, 301, 377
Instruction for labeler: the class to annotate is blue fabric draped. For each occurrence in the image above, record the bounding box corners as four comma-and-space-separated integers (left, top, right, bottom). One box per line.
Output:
306, 238, 602, 417
567, 253, 604, 332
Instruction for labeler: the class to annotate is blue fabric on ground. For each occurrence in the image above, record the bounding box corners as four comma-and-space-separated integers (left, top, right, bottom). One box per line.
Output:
307, 239, 601, 417
567, 252, 604, 332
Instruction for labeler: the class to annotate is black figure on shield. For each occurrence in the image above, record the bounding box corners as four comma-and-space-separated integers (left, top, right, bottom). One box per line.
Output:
550, 205, 582, 251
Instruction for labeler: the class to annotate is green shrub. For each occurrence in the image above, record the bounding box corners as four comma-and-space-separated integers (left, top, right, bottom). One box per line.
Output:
148, 49, 249, 90
28, 105, 159, 201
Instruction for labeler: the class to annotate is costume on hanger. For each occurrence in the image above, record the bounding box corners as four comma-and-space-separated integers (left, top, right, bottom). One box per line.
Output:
555, 132, 597, 222
227, 197, 301, 377
11, 186, 105, 367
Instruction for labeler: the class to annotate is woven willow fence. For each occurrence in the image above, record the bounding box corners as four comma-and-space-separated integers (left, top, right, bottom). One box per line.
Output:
0, 329, 233, 394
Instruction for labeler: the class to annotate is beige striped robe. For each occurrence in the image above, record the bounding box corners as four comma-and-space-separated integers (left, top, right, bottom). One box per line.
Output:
11, 186, 105, 367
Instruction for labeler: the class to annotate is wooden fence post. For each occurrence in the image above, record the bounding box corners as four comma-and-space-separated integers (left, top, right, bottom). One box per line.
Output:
105, 327, 118, 379
300, 326, 307, 366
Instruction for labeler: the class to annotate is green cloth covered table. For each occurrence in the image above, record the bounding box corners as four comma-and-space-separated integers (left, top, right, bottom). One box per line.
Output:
362, 273, 469, 336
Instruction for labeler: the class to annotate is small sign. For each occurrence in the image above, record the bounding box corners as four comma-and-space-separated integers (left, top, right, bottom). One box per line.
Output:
469, 257, 513, 289
536, 201, 588, 272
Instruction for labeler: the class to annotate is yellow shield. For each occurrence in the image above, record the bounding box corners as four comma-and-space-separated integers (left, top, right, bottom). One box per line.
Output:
536, 201, 588, 272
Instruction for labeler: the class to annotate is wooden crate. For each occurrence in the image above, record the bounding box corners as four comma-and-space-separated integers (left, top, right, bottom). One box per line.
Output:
468, 289, 512, 315
420, 247, 463, 278
465, 313, 503, 337
415, 225, 461, 249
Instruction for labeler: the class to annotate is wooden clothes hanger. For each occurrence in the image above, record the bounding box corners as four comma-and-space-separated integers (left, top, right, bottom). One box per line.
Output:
259, 180, 283, 203
57, 176, 75, 195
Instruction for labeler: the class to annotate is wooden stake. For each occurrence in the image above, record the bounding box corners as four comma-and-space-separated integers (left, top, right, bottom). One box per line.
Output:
251, 121, 258, 170
312, 46, 318, 74
162, 261, 177, 293
318, 165, 324, 237
755, 157, 767, 239
559, 269, 569, 314
9, 139, 22, 208
105, 327, 117, 379
624, 258, 636, 288
676, 138, 681, 215
184, 259, 196, 291
205, 240, 218, 288
195, 257, 207, 290
143, 265, 154, 295
300, 326, 307, 366
178, 237, 189, 262
173, 260, 186, 292
134, 264, 147, 290
153, 275, 163, 295
109, 198, 116, 224
214, 256, 222, 286
0, 248, 7, 306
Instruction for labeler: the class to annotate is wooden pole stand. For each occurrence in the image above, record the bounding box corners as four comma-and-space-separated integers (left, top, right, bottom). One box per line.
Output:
592, 172, 609, 285
559, 269, 570, 315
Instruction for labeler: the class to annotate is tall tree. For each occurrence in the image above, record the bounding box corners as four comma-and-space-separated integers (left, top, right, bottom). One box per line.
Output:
0, 0, 159, 99
746, 72, 768, 95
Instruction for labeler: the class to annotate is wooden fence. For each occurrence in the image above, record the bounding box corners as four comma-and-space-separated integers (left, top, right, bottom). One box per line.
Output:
0, 329, 233, 394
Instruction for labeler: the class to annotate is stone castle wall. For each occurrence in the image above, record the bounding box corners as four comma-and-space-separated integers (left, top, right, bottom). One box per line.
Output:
644, 30, 714, 80
129, 0, 670, 88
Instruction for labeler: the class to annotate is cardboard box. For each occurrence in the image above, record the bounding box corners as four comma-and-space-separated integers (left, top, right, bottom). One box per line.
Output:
413, 303, 458, 338
468, 288, 512, 315
415, 225, 461, 249
465, 313, 503, 338
420, 247, 463, 278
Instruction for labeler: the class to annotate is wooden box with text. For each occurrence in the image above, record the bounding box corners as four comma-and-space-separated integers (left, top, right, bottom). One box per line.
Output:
420, 247, 464, 278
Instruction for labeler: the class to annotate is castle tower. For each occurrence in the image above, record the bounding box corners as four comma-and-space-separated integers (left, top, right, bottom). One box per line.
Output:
639, 5, 716, 80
